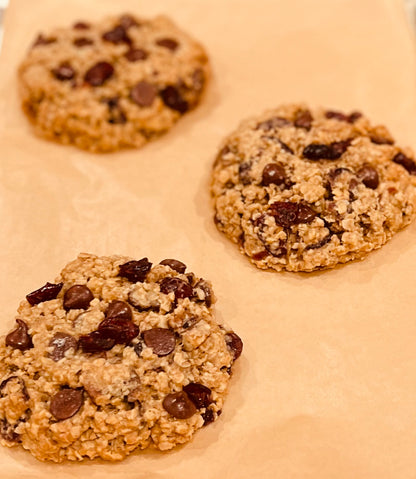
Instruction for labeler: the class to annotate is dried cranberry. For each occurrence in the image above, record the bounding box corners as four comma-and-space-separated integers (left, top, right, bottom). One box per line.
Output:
156, 38, 179, 51
102, 25, 131, 44
105, 301, 132, 321
183, 383, 212, 409
119, 258, 152, 283
262, 163, 286, 186
6, 320, 33, 351
79, 331, 115, 353
357, 165, 379, 189
201, 408, 215, 425
159, 259, 187, 273
325, 110, 349, 122
269, 201, 316, 227
98, 317, 139, 344
84, 62, 114, 87
160, 277, 193, 299
162, 391, 196, 419
392, 152, 416, 175
160, 86, 188, 113
294, 109, 313, 130
252, 250, 270, 261
303, 140, 351, 160
225, 332, 243, 360
26, 282, 63, 305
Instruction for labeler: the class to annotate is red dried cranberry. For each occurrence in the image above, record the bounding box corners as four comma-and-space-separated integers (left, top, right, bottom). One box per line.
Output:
159, 259, 187, 273
118, 258, 152, 283
26, 282, 63, 305
159, 277, 193, 299
303, 140, 351, 160
102, 25, 131, 44
98, 317, 139, 344
79, 331, 115, 353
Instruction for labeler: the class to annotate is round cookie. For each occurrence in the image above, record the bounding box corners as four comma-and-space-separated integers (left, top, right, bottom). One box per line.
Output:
18, 14, 209, 152
0, 254, 242, 462
211, 104, 416, 272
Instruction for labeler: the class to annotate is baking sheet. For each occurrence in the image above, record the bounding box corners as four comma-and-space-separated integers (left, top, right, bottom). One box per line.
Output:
1, 0, 416, 477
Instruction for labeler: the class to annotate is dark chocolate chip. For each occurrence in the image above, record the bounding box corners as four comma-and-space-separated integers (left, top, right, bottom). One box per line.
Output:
262, 163, 286, 186
5, 320, 33, 351
162, 391, 197, 419
142, 328, 176, 356
26, 282, 63, 306
225, 332, 243, 360
63, 285, 94, 311
183, 383, 212, 409
325, 110, 349, 122
392, 152, 416, 175
357, 165, 379, 189
278, 140, 294, 154
124, 48, 148, 62
102, 25, 131, 44
294, 110, 313, 130
73, 21, 90, 30
193, 279, 213, 308
370, 135, 394, 145
33, 34, 56, 47
348, 111, 362, 123
84, 62, 114, 87
105, 301, 132, 321
201, 408, 215, 426
257, 117, 291, 131
159, 259, 187, 274
73, 37, 93, 47
49, 333, 77, 361
156, 38, 179, 51
303, 140, 351, 160
119, 14, 139, 29
269, 201, 316, 227
98, 317, 140, 345
50, 388, 83, 421
52, 62, 75, 81
159, 277, 193, 300
238, 162, 252, 185
0, 419, 20, 443
160, 86, 188, 113
119, 258, 152, 283
79, 331, 115, 353
130, 81, 157, 107
133, 341, 143, 357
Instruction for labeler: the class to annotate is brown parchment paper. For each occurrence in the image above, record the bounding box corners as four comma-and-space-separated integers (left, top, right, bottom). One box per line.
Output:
1, 0, 416, 477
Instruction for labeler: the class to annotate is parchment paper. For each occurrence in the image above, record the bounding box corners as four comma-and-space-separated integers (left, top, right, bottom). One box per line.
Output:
1, 0, 416, 477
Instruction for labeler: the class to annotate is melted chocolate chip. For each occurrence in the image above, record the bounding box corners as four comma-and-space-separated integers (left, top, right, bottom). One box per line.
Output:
63, 285, 94, 311
49, 333, 77, 361
303, 140, 351, 160
6, 320, 33, 351
162, 391, 197, 419
159, 277, 193, 299
357, 165, 379, 189
84, 62, 114, 87
225, 332, 243, 360
78, 331, 115, 353
26, 282, 63, 306
124, 48, 148, 62
257, 117, 291, 131
143, 328, 176, 356
160, 86, 188, 113
73, 37, 93, 47
294, 110, 313, 130
269, 201, 317, 228
159, 259, 187, 274
102, 25, 130, 44
392, 152, 416, 175
50, 388, 83, 421
52, 62, 75, 81
156, 38, 179, 51
183, 383, 212, 409
106, 301, 132, 321
119, 258, 152, 283
130, 81, 157, 107
262, 163, 286, 186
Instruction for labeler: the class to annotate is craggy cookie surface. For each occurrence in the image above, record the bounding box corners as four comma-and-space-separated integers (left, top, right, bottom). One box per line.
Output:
211, 104, 416, 272
18, 14, 209, 152
0, 254, 242, 462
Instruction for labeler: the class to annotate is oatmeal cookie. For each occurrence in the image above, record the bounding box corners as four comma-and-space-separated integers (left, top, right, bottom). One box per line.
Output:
18, 14, 209, 152
211, 104, 416, 272
0, 254, 242, 462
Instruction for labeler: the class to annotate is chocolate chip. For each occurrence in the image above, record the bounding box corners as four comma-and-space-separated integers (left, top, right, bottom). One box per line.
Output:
84, 62, 114, 87
370, 135, 394, 145
98, 317, 140, 345
303, 140, 351, 160
357, 165, 379, 189
79, 331, 115, 353
238, 162, 252, 185
130, 81, 157, 107
6, 320, 33, 351
73, 21, 90, 30
193, 279, 213, 308
269, 201, 316, 228
106, 301, 132, 321
156, 38, 179, 51
160, 277, 193, 299
32, 34, 56, 47
159, 259, 187, 274
63, 285, 94, 311
183, 383, 212, 409
133, 341, 143, 357
160, 86, 189, 113
49, 333, 77, 361
0, 419, 20, 443
262, 163, 286, 186
201, 408, 215, 426
257, 117, 291, 131
225, 332, 243, 360
392, 152, 416, 175
142, 328, 176, 356
73, 37, 93, 47
52, 62, 75, 81
102, 25, 131, 44
348, 111, 362, 123
162, 391, 196, 419
26, 282, 63, 306
294, 110, 313, 130
50, 388, 83, 421
325, 110, 349, 122
278, 140, 294, 154
119, 14, 139, 29
124, 48, 148, 62
119, 258, 152, 283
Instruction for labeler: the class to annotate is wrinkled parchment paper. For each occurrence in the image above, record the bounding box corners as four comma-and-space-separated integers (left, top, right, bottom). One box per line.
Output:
1, 0, 416, 477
